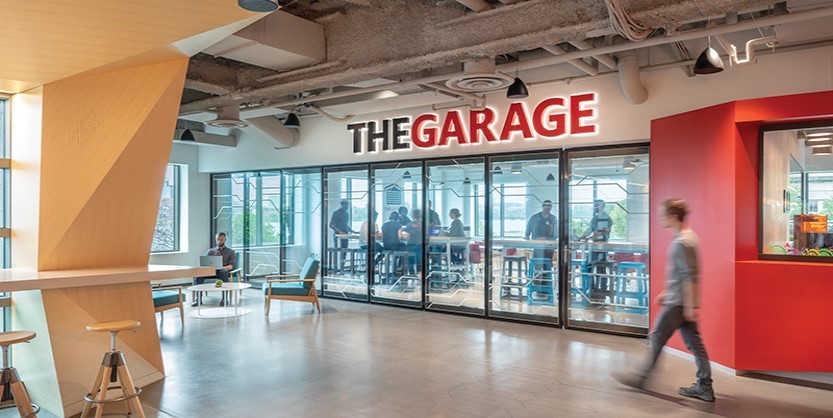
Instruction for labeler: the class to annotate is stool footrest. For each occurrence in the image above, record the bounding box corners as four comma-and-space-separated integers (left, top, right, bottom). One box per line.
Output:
84, 386, 142, 404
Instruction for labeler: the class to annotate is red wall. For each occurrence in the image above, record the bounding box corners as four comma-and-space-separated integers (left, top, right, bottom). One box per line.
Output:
651, 90, 833, 372
651, 103, 739, 368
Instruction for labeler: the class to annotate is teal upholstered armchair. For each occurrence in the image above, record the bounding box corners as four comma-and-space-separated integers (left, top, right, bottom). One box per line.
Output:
152, 286, 185, 325
263, 258, 321, 315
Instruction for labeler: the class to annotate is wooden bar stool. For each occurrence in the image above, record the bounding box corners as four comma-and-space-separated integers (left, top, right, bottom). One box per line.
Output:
0, 331, 39, 417
81, 320, 145, 418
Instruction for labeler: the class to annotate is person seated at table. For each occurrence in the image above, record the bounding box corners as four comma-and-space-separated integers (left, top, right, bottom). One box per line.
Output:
382, 212, 406, 252
524, 200, 556, 287
403, 209, 423, 274
398, 206, 412, 226
441, 208, 466, 262
360, 210, 384, 264
193, 232, 235, 307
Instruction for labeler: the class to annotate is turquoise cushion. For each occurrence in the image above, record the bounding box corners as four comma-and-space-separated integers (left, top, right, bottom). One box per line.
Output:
152, 290, 181, 307
262, 281, 310, 296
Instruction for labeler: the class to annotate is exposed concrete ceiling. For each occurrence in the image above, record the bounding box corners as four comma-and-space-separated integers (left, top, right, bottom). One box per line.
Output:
179, 0, 833, 118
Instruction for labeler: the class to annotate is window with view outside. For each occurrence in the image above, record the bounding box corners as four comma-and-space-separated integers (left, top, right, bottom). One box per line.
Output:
761, 125, 833, 258
151, 164, 180, 252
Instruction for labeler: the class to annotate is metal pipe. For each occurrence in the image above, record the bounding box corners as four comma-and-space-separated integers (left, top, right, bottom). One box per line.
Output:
569, 40, 618, 70
542, 45, 598, 76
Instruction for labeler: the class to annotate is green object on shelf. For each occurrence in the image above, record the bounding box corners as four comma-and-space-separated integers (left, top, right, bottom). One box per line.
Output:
215, 279, 224, 287
819, 249, 833, 256
770, 245, 787, 254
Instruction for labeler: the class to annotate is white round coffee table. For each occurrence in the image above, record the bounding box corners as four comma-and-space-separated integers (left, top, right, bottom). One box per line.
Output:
186, 282, 253, 318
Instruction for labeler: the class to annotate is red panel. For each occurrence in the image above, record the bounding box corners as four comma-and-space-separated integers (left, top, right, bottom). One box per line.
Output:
650, 102, 738, 368
736, 261, 833, 371
652, 89, 833, 372
735, 122, 759, 262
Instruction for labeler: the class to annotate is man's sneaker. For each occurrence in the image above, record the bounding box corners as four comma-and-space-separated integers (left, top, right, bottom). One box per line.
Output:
613, 372, 646, 390
678, 383, 715, 402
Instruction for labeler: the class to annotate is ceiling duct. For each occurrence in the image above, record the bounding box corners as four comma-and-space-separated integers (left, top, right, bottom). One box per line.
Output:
205, 105, 249, 129
445, 58, 513, 92
241, 115, 300, 149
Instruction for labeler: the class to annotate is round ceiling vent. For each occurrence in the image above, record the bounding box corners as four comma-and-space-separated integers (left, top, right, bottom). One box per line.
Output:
204, 106, 249, 129
445, 73, 514, 92
204, 119, 249, 129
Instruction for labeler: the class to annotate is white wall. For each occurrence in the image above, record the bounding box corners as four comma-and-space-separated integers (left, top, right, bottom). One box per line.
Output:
149, 143, 210, 280
198, 45, 833, 173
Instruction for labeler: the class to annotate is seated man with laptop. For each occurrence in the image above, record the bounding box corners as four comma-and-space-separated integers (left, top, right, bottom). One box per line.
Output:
193, 232, 236, 307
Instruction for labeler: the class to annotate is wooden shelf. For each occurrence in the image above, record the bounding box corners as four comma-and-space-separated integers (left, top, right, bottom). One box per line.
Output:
0, 265, 214, 292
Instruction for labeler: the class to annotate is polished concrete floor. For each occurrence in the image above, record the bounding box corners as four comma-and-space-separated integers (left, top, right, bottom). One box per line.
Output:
13, 289, 833, 417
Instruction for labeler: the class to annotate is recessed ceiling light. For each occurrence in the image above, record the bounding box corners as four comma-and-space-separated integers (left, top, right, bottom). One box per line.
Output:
806, 131, 833, 138
809, 140, 833, 148
812, 146, 833, 156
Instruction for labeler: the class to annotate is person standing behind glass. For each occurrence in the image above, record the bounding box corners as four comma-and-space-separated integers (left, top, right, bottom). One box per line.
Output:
524, 200, 557, 287
580, 199, 614, 297
398, 206, 411, 226
525, 200, 556, 241
329, 200, 353, 274
329, 200, 353, 249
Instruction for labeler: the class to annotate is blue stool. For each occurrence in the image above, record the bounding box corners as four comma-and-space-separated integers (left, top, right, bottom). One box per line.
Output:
527, 258, 554, 306
570, 259, 590, 308
615, 261, 648, 313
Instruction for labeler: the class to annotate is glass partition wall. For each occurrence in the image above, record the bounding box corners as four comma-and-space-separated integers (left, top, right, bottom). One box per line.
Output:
211, 146, 649, 335
566, 148, 650, 334
489, 153, 560, 323
323, 166, 370, 301
370, 163, 423, 307
283, 168, 323, 290
425, 158, 486, 314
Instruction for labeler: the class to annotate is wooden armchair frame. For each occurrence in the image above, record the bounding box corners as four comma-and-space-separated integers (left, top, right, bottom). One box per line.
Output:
264, 273, 320, 315
152, 285, 185, 325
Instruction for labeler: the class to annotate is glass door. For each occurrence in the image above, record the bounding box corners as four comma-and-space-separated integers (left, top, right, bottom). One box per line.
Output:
370, 163, 423, 307
489, 153, 560, 323
323, 166, 370, 301
565, 148, 650, 335
246, 171, 282, 278
283, 168, 323, 292
425, 158, 485, 315
212, 173, 248, 274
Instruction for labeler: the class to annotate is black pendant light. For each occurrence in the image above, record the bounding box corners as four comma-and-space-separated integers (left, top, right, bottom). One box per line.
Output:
693, 38, 724, 75
283, 112, 300, 129
238, 0, 279, 12
506, 77, 529, 99
506, 70, 528, 99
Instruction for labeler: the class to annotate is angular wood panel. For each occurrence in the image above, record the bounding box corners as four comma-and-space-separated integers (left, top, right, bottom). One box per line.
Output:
38, 58, 188, 271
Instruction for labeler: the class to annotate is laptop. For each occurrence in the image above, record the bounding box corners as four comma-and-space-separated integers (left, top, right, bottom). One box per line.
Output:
200, 255, 223, 269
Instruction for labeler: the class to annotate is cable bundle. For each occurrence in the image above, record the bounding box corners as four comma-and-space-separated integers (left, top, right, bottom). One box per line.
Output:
605, 0, 654, 41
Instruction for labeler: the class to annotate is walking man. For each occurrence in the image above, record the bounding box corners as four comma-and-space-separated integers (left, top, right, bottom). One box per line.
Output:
615, 198, 715, 402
